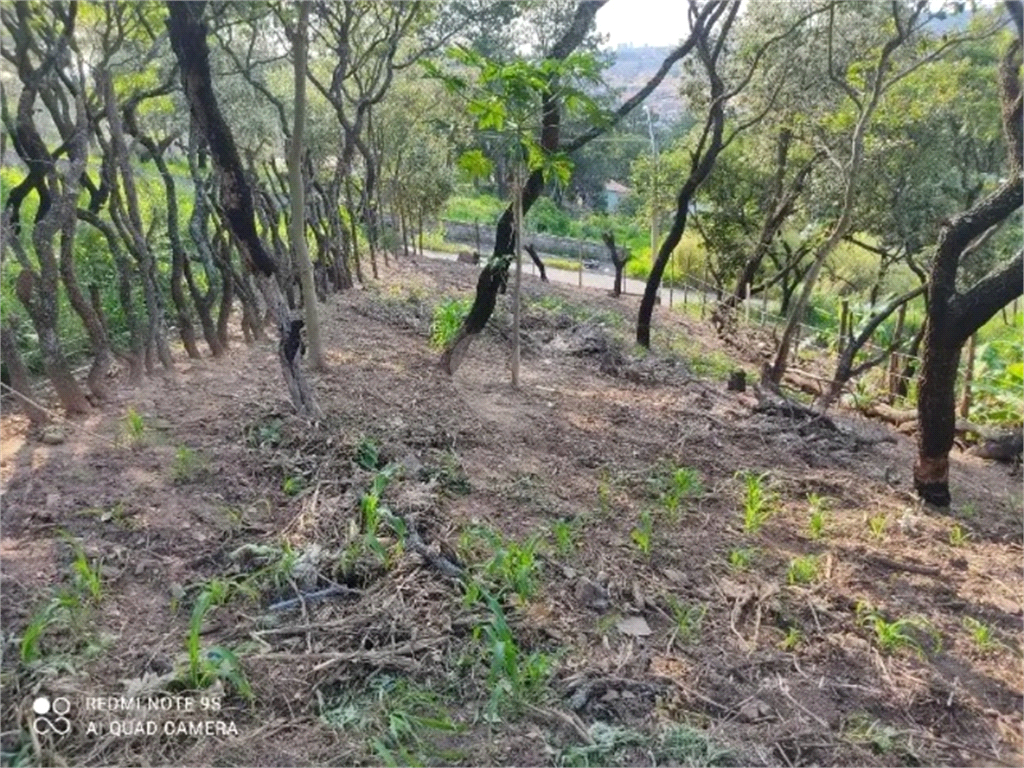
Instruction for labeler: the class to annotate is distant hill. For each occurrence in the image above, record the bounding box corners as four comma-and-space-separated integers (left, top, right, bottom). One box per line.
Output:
603, 44, 686, 122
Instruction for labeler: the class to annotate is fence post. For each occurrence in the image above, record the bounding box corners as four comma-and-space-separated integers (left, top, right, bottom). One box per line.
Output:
700, 266, 709, 320
744, 283, 751, 325
578, 244, 583, 288
958, 332, 977, 418
887, 302, 907, 403
761, 289, 768, 325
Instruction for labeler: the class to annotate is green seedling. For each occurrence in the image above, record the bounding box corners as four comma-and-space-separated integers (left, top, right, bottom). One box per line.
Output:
123, 407, 146, 445
355, 436, 380, 470
666, 596, 705, 644
172, 446, 204, 483
282, 475, 306, 496
949, 523, 971, 547
867, 512, 887, 541
550, 518, 580, 557
631, 510, 654, 555
727, 547, 756, 571
963, 617, 999, 652
787, 555, 819, 585
856, 603, 935, 657
430, 298, 471, 350
662, 466, 702, 521
807, 493, 828, 539
739, 471, 774, 533
183, 578, 252, 699
780, 626, 803, 651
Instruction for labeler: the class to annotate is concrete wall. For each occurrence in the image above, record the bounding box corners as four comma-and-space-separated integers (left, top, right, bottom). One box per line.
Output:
439, 219, 610, 261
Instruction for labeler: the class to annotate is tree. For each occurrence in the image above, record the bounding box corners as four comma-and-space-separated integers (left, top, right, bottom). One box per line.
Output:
288, 2, 327, 372
166, 1, 321, 417
768, 1, 999, 384
914, 19, 1022, 506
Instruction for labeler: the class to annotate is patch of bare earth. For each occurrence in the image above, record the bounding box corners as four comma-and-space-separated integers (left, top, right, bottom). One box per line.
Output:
2, 255, 1021, 767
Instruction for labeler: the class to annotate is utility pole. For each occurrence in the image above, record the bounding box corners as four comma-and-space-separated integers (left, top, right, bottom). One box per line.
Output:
644, 106, 667, 307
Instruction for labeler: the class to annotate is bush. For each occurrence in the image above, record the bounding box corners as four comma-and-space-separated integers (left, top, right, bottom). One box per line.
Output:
525, 197, 571, 236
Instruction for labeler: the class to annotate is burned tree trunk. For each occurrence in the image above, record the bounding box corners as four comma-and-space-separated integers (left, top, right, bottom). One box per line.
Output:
523, 244, 549, 283
915, 34, 1023, 506
601, 231, 631, 297
167, 1, 321, 417
0, 319, 47, 425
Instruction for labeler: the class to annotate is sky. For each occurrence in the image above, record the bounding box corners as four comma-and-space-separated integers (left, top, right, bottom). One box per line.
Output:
595, 0, 693, 48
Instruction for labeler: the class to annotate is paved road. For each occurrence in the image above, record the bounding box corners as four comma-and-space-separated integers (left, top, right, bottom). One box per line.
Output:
420, 248, 657, 298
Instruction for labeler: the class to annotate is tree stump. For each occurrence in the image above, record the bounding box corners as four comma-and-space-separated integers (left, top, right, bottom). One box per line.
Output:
727, 370, 747, 392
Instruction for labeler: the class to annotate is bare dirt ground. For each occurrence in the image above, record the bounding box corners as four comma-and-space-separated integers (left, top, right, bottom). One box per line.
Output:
1, 256, 1021, 768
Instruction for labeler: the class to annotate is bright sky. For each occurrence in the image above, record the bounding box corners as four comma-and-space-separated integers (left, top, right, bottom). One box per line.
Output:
595, 0, 693, 48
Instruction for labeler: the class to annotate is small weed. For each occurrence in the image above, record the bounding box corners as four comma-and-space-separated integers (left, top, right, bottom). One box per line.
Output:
462, 527, 543, 602
843, 713, 907, 756
123, 407, 146, 445
478, 595, 554, 718
786, 555, 819, 585
949, 523, 971, 547
963, 617, 999, 652
557, 722, 645, 767
657, 724, 734, 767
666, 596, 706, 644
597, 470, 613, 516
20, 601, 62, 664
867, 512, 887, 541
172, 446, 204, 483
630, 510, 654, 555
355, 436, 380, 471
780, 626, 803, 651
246, 417, 283, 449
727, 547, 756, 571
550, 518, 580, 557
738, 471, 774, 533
856, 603, 935, 657
283, 475, 306, 496
807, 493, 828, 539
427, 451, 471, 495
430, 298, 471, 349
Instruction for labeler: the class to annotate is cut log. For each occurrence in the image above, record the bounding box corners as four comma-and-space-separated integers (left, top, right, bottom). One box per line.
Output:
967, 431, 1023, 463
864, 403, 918, 426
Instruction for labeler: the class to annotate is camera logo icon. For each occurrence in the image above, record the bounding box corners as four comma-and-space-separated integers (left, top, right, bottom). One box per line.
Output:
32, 696, 72, 736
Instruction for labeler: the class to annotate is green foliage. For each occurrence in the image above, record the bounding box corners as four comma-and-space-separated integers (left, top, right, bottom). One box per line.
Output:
630, 510, 654, 555
525, 196, 572, 235
460, 526, 542, 603
807, 493, 828, 539
172, 446, 204, 484
780, 626, 803, 651
738, 471, 775, 534
550, 518, 580, 557
430, 298, 471, 349
443, 192, 506, 223
183, 579, 252, 699
970, 327, 1024, 426
123, 407, 147, 446
355, 436, 381, 471
962, 617, 999, 653
727, 547, 756, 571
282, 475, 306, 496
666, 596, 706, 644
649, 462, 703, 522
948, 523, 971, 547
856, 603, 936, 657
786, 555, 820, 585
867, 512, 887, 541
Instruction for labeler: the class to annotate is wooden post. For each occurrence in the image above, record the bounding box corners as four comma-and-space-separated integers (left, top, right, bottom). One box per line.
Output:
578, 245, 583, 288
474, 219, 481, 254
761, 289, 768, 326
669, 251, 675, 308
958, 332, 977, 418
744, 283, 751, 325
887, 302, 907, 403
838, 300, 849, 354
701, 266, 709, 320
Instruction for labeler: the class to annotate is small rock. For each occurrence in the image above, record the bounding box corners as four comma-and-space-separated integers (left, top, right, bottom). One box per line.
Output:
616, 615, 652, 637
739, 698, 772, 722
45, 492, 61, 509
663, 568, 686, 584
562, 565, 577, 580
41, 426, 66, 445
601, 689, 620, 702
575, 577, 610, 611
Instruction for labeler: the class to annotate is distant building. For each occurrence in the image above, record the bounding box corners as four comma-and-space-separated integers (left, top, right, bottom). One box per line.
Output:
603, 180, 633, 213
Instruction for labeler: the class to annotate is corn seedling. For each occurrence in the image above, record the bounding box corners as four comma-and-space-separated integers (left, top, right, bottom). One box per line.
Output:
949, 523, 971, 547
780, 626, 803, 651
843, 713, 905, 756
807, 493, 828, 539
172, 446, 204, 483
631, 510, 654, 555
739, 471, 774, 533
666, 596, 705, 644
662, 466, 702, 522
727, 547, 756, 571
550, 518, 580, 557
963, 617, 999, 652
597, 470, 613, 516
183, 579, 252, 699
478, 594, 553, 718
856, 603, 934, 657
123, 407, 146, 445
867, 512, 887, 541
787, 555, 819, 585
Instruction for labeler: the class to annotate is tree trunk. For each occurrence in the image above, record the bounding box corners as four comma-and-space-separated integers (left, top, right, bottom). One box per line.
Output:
915, 34, 1023, 506
0, 320, 47, 424
511, 168, 524, 387
288, 2, 327, 372
167, 0, 321, 417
